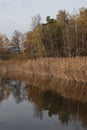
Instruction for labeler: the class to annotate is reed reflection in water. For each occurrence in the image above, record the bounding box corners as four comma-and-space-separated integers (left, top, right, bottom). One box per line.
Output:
0, 77, 86, 130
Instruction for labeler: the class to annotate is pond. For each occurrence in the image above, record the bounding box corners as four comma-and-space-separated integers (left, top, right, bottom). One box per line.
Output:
0, 77, 87, 130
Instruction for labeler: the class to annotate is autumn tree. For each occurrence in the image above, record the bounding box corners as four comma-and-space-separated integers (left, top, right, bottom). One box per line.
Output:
42, 21, 63, 57
77, 8, 87, 56
10, 30, 24, 53
31, 14, 41, 30
24, 14, 46, 59
56, 10, 72, 57
0, 34, 9, 59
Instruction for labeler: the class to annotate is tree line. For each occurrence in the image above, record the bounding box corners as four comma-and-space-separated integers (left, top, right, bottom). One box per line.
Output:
0, 7, 87, 60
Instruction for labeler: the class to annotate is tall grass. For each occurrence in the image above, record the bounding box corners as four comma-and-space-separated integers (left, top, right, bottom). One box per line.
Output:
0, 57, 87, 82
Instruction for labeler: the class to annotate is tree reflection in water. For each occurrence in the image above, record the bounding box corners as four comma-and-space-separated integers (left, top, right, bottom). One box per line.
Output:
0, 77, 87, 128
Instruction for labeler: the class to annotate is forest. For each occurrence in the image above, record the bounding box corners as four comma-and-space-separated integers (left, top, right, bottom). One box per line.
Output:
0, 7, 87, 60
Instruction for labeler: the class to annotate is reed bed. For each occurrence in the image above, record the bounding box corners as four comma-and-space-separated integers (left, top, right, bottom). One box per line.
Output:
0, 57, 87, 82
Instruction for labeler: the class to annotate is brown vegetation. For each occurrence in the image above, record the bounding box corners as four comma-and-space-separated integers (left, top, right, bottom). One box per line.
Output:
0, 57, 87, 83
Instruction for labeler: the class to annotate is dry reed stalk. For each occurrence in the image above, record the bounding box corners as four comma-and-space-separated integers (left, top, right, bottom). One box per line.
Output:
0, 57, 87, 82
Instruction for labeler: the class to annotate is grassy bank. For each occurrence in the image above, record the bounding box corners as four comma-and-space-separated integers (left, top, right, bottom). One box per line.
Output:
0, 57, 87, 82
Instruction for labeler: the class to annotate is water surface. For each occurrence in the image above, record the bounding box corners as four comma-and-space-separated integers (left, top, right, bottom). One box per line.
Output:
0, 77, 86, 130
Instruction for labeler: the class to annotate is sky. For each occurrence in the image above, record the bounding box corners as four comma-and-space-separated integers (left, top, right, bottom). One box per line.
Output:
0, 0, 87, 37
